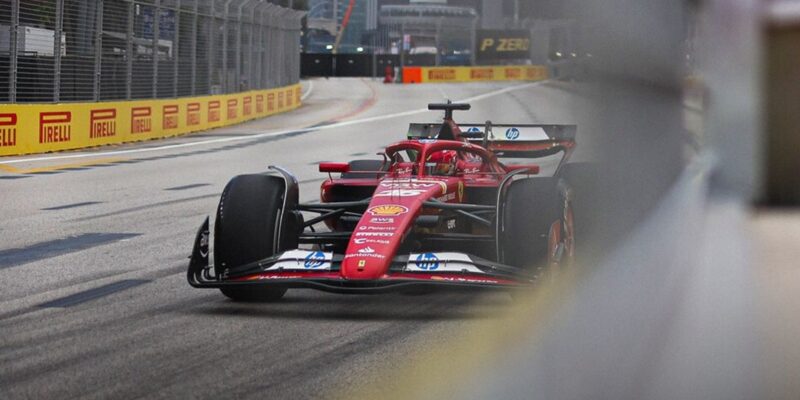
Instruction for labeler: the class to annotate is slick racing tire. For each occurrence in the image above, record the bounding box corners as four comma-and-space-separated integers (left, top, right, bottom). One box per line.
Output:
340, 160, 387, 179
214, 174, 298, 302
500, 177, 573, 271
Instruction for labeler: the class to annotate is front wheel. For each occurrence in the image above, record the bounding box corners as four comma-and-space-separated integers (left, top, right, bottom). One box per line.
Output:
499, 177, 574, 272
214, 174, 298, 301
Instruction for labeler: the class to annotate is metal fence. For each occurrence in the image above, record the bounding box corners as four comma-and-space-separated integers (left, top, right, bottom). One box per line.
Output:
0, 0, 304, 103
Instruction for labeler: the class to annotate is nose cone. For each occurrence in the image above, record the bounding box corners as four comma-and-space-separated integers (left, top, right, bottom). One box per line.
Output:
341, 256, 389, 280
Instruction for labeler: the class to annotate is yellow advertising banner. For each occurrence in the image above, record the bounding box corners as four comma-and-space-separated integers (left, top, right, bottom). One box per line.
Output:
0, 83, 302, 157
402, 65, 548, 84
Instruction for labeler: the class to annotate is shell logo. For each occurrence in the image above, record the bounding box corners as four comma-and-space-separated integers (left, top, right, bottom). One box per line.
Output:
367, 205, 409, 216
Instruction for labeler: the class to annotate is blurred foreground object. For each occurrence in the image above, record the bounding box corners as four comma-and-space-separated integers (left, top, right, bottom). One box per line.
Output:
763, 2, 800, 206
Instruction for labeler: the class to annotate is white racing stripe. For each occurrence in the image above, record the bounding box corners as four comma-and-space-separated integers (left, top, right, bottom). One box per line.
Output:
0, 81, 545, 165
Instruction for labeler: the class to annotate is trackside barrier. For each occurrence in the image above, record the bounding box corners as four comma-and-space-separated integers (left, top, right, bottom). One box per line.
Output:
0, 84, 302, 157
401, 65, 549, 84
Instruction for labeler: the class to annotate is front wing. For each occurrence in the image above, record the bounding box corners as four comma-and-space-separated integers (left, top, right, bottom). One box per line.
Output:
187, 218, 533, 294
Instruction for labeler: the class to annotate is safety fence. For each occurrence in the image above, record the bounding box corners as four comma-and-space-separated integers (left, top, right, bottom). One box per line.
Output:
401, 65, 548, 84
0, 83, 301, 156
0, 0, 304, 103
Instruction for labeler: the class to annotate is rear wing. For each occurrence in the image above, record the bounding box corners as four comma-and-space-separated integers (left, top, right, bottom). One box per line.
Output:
460, 123, 577, 159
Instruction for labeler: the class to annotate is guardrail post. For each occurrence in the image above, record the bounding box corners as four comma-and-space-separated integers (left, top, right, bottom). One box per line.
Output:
53, 0, 64, 102
9, 0, 19, 102
126, 0, 134, 99
173, 0, 181, 98
152, 0, 160, 98
208, 1, 215, 94
94, 0, 104, 101
190, 0, 198, 96
222, 1, 231, 93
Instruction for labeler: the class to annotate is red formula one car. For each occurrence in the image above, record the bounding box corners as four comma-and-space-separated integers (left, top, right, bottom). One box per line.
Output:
188, 102, 578, 301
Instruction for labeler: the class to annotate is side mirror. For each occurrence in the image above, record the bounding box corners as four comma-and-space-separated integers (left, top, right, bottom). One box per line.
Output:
319, 162, 350, 174
504, 164, 540, 174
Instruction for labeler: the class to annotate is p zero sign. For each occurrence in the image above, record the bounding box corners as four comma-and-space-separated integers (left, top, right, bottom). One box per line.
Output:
476, 30, 530, 62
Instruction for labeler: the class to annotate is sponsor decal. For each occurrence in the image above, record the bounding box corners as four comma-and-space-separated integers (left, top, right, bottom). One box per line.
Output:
437, 192, 456, 202
417, 138, 437, 143
367, 205, 408, 216
447, 219, 456, 230
278, 91, 284, 108
0, 113, 17, 147
428, 69, 456, 81
227, 99, 238, 120
39, 112, 71, 143
359, 225, 395, 231
162, 105, 179, 129
354, 238, 390, 245
256, 94, 264, 113
465, 126, 481, 135
505, 127, 520, 140
375, 189, 427, 197
243, 96, 252, 116
90, 109, 116, 139
357, 260, 366, 269
505, 67, 522, 80
267, 93, 275, 111
380, 180, 447, 193
415, 253, 440, 271
457, 181, 465, 202
131, 107, 152, 134
208, 100, 221, 122
358, 246, 375, 254
187, 102, 201, 126
463, 167, 480, 174
470, 68, 494, 79
370, 217, 395, 224
345, 253, 385, 259
355, 232, 393, 237
304, 251, 326, 269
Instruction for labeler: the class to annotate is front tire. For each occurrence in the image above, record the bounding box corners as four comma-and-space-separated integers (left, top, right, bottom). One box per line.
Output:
214, 174, 296, 302
500, 177, 573, 271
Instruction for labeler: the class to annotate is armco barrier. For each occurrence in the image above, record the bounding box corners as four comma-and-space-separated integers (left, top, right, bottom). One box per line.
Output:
401, 65, 549, 84
0, 84, 302, 157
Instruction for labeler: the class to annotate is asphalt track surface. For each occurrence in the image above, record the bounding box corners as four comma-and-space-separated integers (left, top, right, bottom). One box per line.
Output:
0, 78, 589, 399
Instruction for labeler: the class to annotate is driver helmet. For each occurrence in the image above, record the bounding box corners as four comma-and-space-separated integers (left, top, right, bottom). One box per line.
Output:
426, 150, 457, 176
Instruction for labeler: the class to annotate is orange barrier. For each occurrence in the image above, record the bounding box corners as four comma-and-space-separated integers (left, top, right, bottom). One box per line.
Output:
401, 65, 548, 84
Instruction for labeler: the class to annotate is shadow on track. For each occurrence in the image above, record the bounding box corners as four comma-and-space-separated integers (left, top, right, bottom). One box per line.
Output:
186, 291, 512, 322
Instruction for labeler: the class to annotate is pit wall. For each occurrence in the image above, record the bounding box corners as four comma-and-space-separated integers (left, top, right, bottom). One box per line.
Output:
0, 83, 302, 157
401, 65, 548, 84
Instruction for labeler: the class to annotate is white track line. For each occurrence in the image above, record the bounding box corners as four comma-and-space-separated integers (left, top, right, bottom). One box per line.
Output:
300, 80, 314, 101
1, 81, 545, 165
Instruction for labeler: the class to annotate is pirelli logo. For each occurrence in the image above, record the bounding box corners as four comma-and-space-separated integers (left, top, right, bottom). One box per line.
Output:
470, 68, 494, 80
243, 96, 252, 116
208, 101, 221, 122
90, 109, 117, 139
256, 94, 264, 114
525, 67, 544, 80
131, 107, 152, 134
163, 105, 179, 129
39, 112, 71, 144
0, 113, 17, 147
505, 67, 522, 79
277, 92, 284, 108
267, 93, 275, 111
227, 99, 238, 120
429, 69, 456, 81
286, 89, 293, 107
187, 102, 201, 126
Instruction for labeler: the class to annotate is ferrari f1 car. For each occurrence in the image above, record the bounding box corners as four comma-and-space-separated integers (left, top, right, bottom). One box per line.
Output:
188, 102, 578, 301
